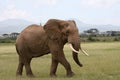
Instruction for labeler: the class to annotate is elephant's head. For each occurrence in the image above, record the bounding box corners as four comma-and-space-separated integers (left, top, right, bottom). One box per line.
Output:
44, 19, 88, 67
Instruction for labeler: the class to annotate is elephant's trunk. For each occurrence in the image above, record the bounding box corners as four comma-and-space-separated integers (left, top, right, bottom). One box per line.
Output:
72, 52, 83, 67
68, 35, 83, 67
68, 43, 83, 67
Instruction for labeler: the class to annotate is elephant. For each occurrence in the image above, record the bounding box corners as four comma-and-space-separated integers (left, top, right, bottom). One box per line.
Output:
16, 19, 89, 77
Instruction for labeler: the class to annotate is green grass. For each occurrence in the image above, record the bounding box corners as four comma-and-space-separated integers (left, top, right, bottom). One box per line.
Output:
0, 42, 120, 80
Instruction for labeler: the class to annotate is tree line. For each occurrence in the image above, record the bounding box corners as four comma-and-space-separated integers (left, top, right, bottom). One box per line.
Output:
0, 28, 120, 43
0, 32, 19, 43
80, 28, 120, 42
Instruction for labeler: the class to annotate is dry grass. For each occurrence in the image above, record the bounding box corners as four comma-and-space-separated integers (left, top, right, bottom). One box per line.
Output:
0, 42, 120, 80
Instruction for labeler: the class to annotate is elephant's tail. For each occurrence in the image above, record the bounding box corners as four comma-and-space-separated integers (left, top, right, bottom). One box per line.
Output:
15, 44, 20, 55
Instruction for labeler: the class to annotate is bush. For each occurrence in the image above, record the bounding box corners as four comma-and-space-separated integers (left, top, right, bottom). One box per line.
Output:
81, 36, 120, 42
87, 36, 96, 42
114, 37, 120, 41
0, 38, 15, 43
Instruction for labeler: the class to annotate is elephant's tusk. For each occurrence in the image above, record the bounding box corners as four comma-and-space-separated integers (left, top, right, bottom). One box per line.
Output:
69, 43, 89, 56
80, 49, 89, 56
69, 44, 79, 54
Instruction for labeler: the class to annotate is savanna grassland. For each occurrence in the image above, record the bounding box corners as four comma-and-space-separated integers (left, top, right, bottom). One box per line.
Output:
0, 42, 120, 80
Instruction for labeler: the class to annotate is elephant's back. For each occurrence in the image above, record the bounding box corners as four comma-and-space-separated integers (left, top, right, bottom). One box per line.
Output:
18, 24, 45, 39
17, 24, 47, 45
16, 24, 50, 57
21, 24, 44, 35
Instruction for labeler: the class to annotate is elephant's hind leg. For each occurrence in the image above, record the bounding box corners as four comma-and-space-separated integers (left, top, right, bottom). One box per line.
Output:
16, 56, 24, 76
24, 58, 34, 77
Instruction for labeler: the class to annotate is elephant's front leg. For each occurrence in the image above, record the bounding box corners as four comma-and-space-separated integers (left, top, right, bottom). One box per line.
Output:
49, 42, 74, 77
50, 57, 58, 77
51, 51, 74, 77
58, 54, 74, 77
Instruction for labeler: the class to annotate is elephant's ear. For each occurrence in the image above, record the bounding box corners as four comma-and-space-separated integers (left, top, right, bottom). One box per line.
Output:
44, 19, 69, 40
44, 19, 62, 40
68, 20, 77, 27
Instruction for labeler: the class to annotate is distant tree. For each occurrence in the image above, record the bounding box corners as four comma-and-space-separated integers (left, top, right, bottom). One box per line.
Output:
10, 32, 19, 39
84, 28, 99, 37
2, 34, 9, 38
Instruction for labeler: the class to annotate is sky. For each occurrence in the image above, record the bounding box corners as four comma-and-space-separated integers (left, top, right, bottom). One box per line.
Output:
0, 0, 120, 26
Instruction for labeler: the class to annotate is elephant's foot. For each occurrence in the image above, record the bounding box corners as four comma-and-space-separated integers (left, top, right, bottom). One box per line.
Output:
16, 72, 22, 77
16, 74, 22, 77
27, 74, 35, 78
50, 74, 57, 78
67, 72, 75, 77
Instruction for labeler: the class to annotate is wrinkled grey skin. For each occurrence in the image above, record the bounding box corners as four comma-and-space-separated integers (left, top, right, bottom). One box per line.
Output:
16, 19, 83, 77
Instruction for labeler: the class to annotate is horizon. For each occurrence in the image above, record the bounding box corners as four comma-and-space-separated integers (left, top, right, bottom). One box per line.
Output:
0, 0, 120, 26
1, 18, 120, 26
0, 18, 120, 35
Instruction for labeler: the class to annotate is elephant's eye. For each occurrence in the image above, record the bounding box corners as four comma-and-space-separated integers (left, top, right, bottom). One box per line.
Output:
66, 30, 69, 36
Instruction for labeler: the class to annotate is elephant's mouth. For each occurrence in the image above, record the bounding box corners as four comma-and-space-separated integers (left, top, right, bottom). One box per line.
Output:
69, 43, 89, 56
